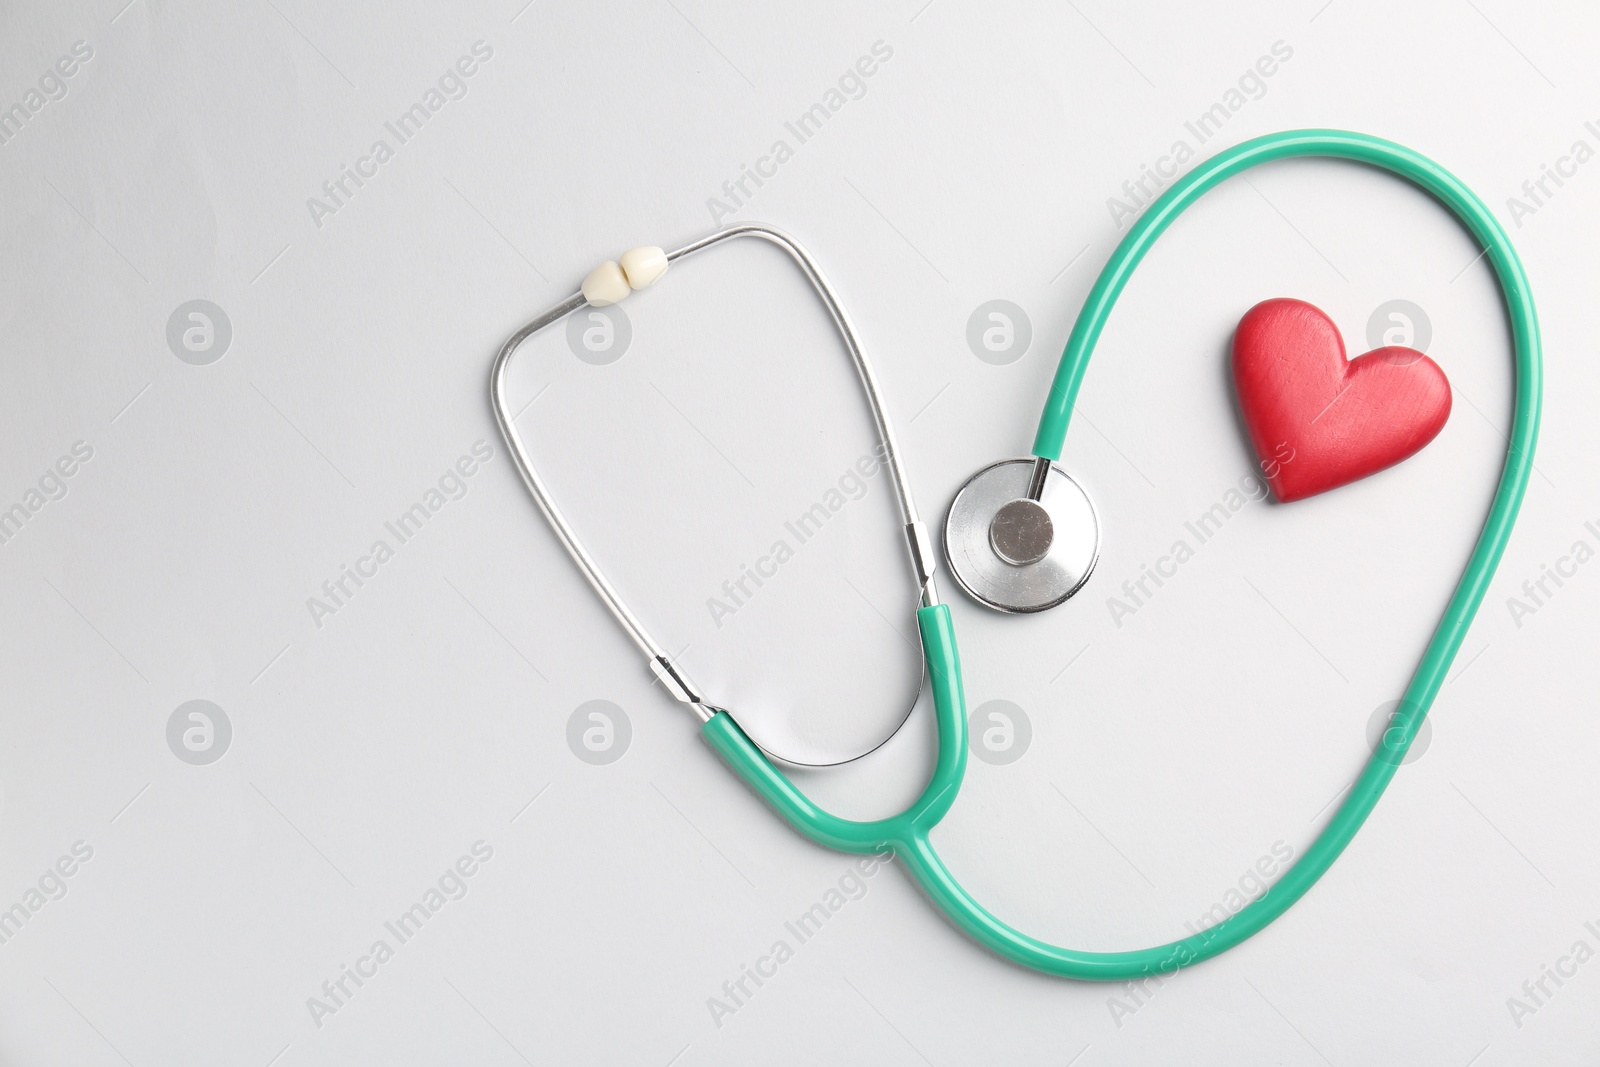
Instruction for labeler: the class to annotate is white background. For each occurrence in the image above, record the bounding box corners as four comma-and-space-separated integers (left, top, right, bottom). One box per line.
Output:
1, 0, 1598, 1063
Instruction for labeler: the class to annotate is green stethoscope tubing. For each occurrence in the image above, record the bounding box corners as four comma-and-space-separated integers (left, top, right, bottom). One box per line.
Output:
704, 129, 1542, 980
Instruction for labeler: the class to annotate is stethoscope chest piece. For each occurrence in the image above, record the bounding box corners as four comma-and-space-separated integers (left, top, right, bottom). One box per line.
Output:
944, 457, 1099, 613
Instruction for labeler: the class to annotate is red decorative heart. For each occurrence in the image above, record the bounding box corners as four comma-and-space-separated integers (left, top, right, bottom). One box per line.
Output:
1232, 298, 1452, 502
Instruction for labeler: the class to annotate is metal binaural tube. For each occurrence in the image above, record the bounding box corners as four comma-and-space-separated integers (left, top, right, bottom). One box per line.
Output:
489, 224, 937, 758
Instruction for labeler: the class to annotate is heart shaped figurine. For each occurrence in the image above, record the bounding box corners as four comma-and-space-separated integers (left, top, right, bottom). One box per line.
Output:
1232, 298, 1452, 502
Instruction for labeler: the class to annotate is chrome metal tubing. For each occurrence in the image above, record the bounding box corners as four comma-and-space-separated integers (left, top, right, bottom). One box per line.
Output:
488, 224, 938, 741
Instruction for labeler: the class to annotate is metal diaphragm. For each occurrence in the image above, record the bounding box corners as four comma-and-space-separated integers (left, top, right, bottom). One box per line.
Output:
944, 459, 1099, 613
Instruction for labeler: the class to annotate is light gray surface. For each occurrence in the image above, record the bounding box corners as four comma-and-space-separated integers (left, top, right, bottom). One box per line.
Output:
2, 1, 1598, 1063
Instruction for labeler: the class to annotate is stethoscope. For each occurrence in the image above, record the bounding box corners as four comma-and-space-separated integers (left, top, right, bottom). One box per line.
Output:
488, 130, 1541, 980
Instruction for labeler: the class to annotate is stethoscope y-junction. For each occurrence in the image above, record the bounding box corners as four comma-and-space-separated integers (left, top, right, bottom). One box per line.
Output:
488, 130, 1541, 980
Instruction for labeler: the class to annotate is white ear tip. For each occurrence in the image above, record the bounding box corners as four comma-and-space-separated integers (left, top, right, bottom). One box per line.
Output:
581, 261, 630, 306
620, 246, 668, 290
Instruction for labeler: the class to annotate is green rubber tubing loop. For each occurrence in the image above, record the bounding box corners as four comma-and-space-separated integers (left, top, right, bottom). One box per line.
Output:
703, 129, 1542, 980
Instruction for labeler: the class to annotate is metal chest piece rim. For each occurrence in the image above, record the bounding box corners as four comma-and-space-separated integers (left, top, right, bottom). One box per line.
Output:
944, 456, 1100, 614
